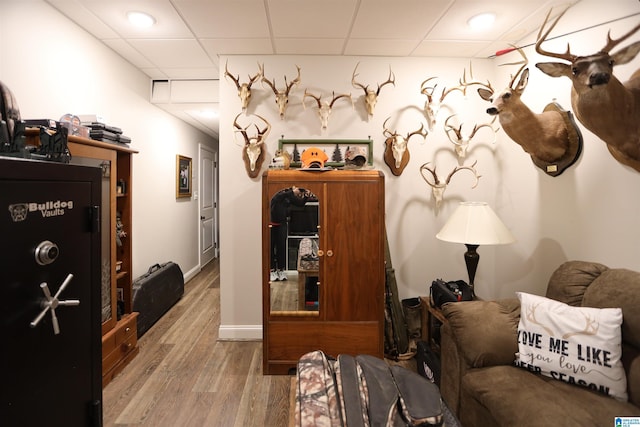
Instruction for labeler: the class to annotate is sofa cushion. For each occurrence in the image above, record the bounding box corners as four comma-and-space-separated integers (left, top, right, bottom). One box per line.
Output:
461, 366, 640, 427
442, 299, 520, 368
515, 292, 627, 401
545, 260, 609, 306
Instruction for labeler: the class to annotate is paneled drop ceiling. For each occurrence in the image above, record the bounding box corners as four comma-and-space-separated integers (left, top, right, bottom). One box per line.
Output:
44, 0, 586, 138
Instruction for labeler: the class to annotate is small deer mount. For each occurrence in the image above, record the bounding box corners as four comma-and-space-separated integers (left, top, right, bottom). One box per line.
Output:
444, 114, 499, 160
420, 77, 465, 132
382, 118, 428, 176
420, 161, 481, 209
473, 48, 582, 177
233, 113, 271, 179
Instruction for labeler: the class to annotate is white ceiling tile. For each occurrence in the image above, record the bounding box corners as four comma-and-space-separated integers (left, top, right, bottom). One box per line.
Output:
201, 39, 274, 56
274, 39, 346, 55
45, 0, 120, 39
351, 0, 452, 39
102, 39, 156, 68
344, 39, 419, 57
156, 68, 219, 80
267, 0, 358, 38
411, 40, 489, 58
126, 39, 215, 68
175, 1, 271, 38
140, 68, 169, 79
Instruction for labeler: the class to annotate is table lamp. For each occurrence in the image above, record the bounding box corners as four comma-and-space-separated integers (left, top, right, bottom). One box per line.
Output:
436, 201, 515, 297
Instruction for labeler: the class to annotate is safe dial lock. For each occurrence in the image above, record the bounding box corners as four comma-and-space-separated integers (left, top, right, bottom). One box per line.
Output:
35, 240, 59, 266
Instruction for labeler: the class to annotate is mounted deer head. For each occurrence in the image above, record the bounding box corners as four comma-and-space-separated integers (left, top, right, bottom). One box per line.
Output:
535, 7, 640, 172
352, 63, 395, 121
260, 64, 301, 120
420, 77, 465, 131
224, 60, 261, 112
382, 118, 428, 176
473, 47, 583, 176
419, 161, 481, 209
303, 90, 353, 131
444, 114, 499, 160
233, 113, 271, 178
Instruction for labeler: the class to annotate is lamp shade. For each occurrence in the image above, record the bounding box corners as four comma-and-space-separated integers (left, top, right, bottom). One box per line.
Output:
436, 201, 515, 245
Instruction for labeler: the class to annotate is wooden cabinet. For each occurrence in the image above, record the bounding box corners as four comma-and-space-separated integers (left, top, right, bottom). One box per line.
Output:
262, 169, 385, 374
25, 131, 139, 386
65, 135, 139, 386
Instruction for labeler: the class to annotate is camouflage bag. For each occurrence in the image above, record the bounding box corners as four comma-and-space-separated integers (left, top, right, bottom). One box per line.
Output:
295, 351, 444, 427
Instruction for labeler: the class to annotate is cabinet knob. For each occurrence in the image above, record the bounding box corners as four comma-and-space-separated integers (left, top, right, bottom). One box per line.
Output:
326, 250, 334, 257
125, 327, 131, 333
317, 249, 324, 257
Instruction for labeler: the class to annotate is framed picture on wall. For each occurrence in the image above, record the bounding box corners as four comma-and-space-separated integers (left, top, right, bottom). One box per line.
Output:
176, 155, 192, 198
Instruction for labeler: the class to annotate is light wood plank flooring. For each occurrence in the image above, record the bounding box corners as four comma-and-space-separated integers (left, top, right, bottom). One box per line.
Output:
103, 259, 293, 427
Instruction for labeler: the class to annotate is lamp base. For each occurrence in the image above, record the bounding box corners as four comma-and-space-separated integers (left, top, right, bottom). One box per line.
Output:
464, 244, 479, 298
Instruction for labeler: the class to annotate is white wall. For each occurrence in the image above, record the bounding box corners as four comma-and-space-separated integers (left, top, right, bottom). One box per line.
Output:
0, 1, 218, 281
219, 0, 640, 339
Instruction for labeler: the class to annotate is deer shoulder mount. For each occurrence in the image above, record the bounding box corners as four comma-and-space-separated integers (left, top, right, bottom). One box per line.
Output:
302, 90, 353, 132
382, 118, 428, 176
474, 47, 583, 177
419, 161, 481, 209
535, 8, 640, 172
420, 77, 465, 131
224, 60, 261, 112
351, 63, 395, 121
260, 64, 301, 120
233, 113, 271, 178
444, 114, 499, 160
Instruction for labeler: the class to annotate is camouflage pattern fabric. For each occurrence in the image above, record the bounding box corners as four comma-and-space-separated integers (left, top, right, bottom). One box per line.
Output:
295, 351, 445, 427
295, 351, 342, 427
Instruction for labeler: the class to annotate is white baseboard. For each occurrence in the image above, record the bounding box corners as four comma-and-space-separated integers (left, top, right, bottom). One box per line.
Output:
218, 324, 262, 341
183, 264, 201, 283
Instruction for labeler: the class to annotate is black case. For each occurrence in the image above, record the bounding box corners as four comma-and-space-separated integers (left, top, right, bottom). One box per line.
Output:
430, 279, 472, 308
132, 262, 185, 337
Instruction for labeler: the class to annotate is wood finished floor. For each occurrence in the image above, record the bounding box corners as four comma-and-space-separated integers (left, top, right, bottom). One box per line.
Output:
103, 259, 294, 427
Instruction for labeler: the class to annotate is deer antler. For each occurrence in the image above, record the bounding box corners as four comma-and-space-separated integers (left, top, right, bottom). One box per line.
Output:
303, 89, 322, 109
525, 302, 555, 337
260, 64, 301, 119
562, 312, 600, 339
284, 65, 302, 95
500, 46, 529, 90
535, 8, 577, 62
419, 161, 481, 208
352, 63, 394, 119
459, 64, 494, 95
444, 160, 481, 187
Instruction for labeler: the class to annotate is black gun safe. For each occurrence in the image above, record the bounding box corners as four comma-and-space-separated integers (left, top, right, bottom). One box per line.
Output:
0, 158, 103, 426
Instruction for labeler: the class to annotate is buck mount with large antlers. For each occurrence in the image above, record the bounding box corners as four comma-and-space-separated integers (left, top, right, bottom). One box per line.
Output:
351, 62, 395, 121
473, 47, 583, 176
224, 60, 261, 112
535, 8, 640, 172
260, 64, 301, 120
303, 90, 353, 132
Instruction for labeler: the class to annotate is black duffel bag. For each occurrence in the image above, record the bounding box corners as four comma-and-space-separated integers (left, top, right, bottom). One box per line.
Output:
430, 279, 472, 308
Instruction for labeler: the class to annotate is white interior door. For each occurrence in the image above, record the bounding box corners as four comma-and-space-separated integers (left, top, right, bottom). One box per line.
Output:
199, 144, 217, 266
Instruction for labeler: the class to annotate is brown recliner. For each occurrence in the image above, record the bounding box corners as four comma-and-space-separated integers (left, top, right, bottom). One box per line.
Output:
440, 260, 640, 427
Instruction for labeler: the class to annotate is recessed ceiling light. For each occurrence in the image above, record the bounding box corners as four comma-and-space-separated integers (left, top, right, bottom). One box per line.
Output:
127, 11, 156, 28
468, 12, 496, 30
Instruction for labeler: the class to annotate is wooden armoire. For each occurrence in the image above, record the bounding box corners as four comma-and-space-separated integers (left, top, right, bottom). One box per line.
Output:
262, 169, 385, 374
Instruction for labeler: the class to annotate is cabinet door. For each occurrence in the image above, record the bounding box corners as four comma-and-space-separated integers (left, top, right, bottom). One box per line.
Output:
322, 178, 384, 321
